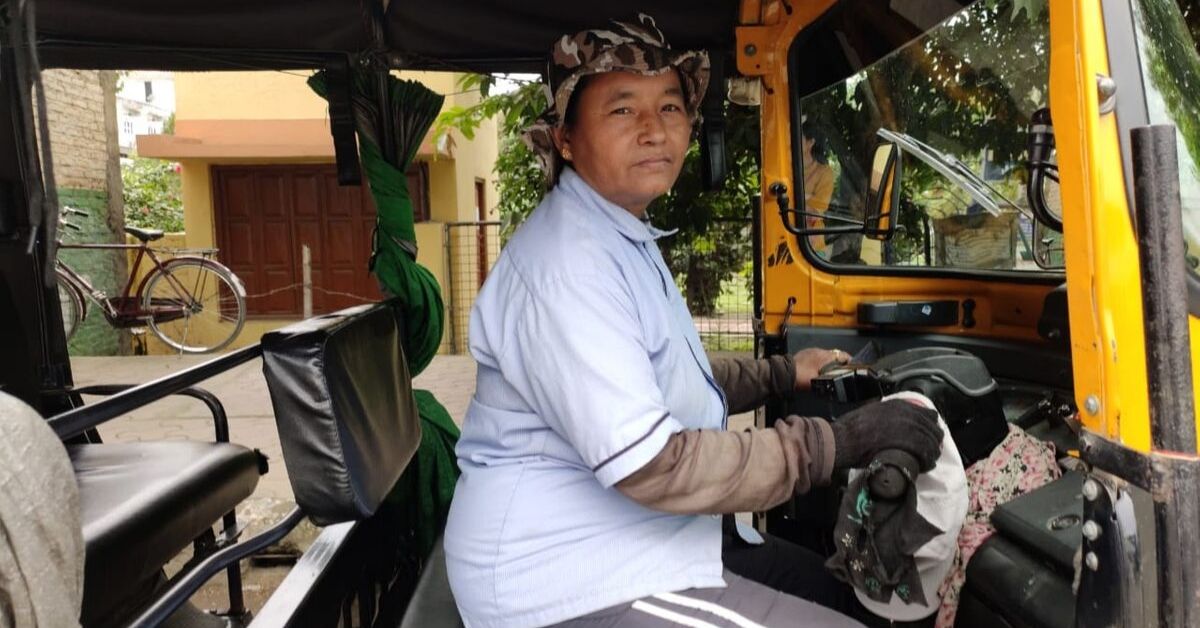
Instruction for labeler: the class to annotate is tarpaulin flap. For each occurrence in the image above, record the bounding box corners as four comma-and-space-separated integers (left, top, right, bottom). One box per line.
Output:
37, 0, 373, 69
32, 0, 737, 73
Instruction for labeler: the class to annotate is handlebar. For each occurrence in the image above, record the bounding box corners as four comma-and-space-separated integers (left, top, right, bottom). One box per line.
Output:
866, 449, 921, 501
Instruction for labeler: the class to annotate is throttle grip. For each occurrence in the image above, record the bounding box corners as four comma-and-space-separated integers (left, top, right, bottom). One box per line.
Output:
867, 449, 921, 500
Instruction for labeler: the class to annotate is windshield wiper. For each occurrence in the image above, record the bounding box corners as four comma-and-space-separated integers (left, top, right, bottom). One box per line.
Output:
877, 128, 1025, 218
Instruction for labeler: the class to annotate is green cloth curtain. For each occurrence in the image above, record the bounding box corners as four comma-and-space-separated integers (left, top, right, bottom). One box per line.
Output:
309, 69, 461, 559
308, 71, 445, 375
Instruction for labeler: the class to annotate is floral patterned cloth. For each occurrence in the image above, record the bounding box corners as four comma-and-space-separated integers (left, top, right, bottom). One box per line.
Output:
935, 423, 1061, 627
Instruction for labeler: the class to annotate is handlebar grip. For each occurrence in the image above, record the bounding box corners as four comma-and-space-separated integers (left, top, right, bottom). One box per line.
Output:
867, 449, 921, 501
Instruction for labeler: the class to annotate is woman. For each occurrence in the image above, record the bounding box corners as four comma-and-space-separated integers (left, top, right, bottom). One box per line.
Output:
444, 15, 943, 628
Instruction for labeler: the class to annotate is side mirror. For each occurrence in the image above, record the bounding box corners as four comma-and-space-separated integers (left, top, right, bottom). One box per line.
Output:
864, 142, 901, 240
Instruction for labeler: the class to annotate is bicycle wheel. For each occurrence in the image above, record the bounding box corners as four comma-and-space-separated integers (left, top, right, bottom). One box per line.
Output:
142, 258, 246, 353
56, 268, 84, 341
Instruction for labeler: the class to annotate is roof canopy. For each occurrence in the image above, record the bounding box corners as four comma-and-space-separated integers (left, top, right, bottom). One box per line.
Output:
35, 0, 739, 73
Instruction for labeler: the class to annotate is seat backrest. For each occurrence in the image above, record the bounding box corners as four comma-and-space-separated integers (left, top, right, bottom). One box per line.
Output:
262, 302, 421, 526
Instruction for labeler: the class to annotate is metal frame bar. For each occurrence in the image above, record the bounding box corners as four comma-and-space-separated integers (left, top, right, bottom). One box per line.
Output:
128, 507, 306, 628
252, 521, 357, 625
1130, 125, 1200, 627
47, 343, 262, 440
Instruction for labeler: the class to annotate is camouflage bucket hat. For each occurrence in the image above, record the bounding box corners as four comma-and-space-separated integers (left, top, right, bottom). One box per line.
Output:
523, 13, 711, 187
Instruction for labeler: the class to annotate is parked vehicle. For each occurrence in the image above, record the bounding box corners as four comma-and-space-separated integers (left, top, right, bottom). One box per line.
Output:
56, 208, 247, 353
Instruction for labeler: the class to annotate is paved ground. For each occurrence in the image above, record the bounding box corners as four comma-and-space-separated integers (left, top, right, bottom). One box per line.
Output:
69, 351, 753, 616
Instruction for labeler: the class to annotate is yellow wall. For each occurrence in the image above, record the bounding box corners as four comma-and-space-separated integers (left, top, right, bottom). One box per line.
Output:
175, 70, 460, 121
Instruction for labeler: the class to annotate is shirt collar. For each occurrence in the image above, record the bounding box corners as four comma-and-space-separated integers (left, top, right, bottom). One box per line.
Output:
559, 168, 677, 242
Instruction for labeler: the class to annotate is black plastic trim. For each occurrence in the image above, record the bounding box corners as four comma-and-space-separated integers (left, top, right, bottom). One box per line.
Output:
857, 300, 959, 326
781, 326, 1073, 390
783, 14, 1064, 286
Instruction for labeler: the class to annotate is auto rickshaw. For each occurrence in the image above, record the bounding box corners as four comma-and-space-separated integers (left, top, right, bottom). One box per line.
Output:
1, 0, 1197, 626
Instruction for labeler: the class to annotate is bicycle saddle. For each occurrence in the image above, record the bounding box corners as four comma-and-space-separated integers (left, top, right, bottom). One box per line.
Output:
124, 226, 164, 242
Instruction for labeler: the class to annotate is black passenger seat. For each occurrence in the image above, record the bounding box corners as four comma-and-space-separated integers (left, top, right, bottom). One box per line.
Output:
73, 441, 263, 622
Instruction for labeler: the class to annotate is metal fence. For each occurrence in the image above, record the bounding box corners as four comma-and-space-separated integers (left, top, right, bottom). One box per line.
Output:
690, 217, 755, 354
443, 221, 502, 354
441, 218, 757, 355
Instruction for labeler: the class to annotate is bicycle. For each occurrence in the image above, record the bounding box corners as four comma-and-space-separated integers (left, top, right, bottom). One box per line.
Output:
56, 207, 248, 353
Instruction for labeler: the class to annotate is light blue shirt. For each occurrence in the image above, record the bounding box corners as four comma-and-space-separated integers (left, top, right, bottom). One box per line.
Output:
444, 169, 729, 628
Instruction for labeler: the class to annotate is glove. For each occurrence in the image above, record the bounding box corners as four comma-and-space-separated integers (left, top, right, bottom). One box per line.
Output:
830, 399, 943, 471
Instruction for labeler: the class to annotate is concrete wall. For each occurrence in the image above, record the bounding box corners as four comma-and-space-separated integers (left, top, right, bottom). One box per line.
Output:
43, 69, 127, 355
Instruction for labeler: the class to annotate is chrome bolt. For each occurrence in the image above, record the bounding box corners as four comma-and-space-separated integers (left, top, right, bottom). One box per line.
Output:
744, 44, 758, 57
1083, 479, 1101, 501
1096, 74, 1118, 114
1083, 521, 1102, 541
1085, 552, 1100, 571
1085, 395, 1101, 415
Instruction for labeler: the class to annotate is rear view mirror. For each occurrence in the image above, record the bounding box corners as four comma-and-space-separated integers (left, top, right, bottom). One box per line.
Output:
864, 142, 901, 240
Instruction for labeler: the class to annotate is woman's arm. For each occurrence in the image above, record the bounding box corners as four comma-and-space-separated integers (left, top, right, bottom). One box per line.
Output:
710, 349, 845, 414
709, 355, 795, 415
616, 400, 943, 515
616, 415, 835, 514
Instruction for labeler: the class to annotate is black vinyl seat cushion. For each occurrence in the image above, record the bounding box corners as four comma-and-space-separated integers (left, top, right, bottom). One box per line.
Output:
400, 537, 464, 628
71, 441, 261, 619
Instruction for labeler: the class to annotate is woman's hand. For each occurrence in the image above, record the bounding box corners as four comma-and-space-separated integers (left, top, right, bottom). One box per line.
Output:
792, 347, 849, 390
829, 399, 944, 471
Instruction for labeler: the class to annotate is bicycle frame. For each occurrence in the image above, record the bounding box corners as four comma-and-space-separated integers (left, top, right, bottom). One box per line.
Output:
57, 242, 210, 328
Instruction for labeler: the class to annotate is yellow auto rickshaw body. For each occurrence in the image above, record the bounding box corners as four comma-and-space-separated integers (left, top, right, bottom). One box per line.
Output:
737, 0, 1200, 455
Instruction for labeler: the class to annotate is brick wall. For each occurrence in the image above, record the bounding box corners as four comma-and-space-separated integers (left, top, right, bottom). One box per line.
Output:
42, 69, 110, 189
42, 70, 128, 355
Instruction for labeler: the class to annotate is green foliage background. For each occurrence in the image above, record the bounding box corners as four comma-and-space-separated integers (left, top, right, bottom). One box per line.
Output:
435, 75, 759, 316
122, 157, 183, 232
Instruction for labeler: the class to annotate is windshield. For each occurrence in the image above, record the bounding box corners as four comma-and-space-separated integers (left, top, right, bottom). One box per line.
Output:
1131, 0, 1200, 271
797, 0, 1060, 272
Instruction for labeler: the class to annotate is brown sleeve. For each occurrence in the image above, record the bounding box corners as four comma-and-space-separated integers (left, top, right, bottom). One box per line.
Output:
615, 416, 835, 515
708, 355, 796, 415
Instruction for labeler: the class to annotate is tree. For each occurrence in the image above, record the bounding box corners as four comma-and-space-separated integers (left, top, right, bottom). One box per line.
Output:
435, 74, 761, 315
801, 0, 1051, 265
122, 157, 183, 232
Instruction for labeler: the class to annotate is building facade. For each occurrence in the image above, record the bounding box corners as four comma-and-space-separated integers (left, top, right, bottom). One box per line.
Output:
138, 70, 499, 353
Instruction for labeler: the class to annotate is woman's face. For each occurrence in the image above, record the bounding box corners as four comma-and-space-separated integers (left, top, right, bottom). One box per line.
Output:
554, 71, 692, 217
